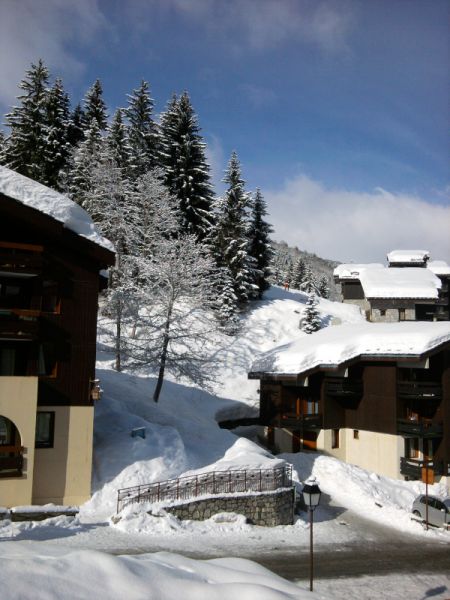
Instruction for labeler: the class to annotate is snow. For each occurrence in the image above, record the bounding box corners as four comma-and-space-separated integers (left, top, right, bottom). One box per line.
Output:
358, 266, 441, 299
250, 321, 450, 375
428, 260, 450, 276
387, 249, 430, 264
0, 285, 448, 599
0, 544, 325, 600
333, 263, 384, 279
0, 165, 114, 252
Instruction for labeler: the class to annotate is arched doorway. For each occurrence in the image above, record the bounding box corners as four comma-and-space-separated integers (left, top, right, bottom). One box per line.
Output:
0, 415, 23, 477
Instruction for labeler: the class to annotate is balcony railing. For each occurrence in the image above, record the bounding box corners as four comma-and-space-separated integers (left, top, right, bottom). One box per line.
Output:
397, 381, 442, 401
0, 313, 38, 339
400, 457, 449, 480
397, 418, 443, 438
0, 446, 23, 478
325, 377, 363, 398
0, 251, 43, 274
271, 413, 323, 429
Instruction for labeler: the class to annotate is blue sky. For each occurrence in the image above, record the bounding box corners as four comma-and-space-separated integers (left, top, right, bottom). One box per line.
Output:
0, 0, 449, 262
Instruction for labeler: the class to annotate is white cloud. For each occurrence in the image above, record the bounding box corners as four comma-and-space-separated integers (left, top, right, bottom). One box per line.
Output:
129, 0, 355, 54
239, 84, 277, 108
266, 174, 450, 263
0, 0, 107, 108
205, 134, 226, 194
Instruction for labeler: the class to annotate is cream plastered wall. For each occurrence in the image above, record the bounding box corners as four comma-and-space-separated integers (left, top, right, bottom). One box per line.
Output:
0, 377, 38, 506
273, 427, 296, 453
319, 428, 403, 480
32, 405, 94, 505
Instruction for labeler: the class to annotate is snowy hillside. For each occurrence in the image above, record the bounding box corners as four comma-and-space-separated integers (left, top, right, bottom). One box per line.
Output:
81, 285, 449, 537
84, 286, 364, 519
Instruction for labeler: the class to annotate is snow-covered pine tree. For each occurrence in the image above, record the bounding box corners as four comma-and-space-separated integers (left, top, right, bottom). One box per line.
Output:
301, 263, 317, 294
68, 119, 104, 208
285, 261, 294, 288
212, 152, 257, 304
87, 156, 140, 371
292, 257, 306, 289
83, 79, 108, 130
106, 109, 133, 175
133, 168, 180, 258
3, 59, 50, 183
44, 78, 71, 189
126, 80, 159, 177
317, 275, 330, 299
0, 130, 6, 164
125, 235, 218, 402
211, 265, 240, 334
159, 91, 214, 240
270, 247, 290, 285
301, 293, 322, 334
67, 103, 85, 147
247, 188, 273, 298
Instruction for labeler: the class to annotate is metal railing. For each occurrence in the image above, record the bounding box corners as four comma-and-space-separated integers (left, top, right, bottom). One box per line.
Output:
400, 457, 449, 479
397, 381, 442, 401
117, 464, 293, 513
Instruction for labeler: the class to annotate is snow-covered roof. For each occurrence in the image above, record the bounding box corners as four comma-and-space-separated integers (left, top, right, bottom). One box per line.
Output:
427, 260, 450, 276
333, 263, 384, 280
250, 322, 450, 377
359, 267, 441, 299
387, 249, 430, 264
0, 166, 114, 252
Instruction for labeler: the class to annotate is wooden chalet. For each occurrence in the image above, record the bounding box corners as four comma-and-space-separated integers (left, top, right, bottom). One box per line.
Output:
249, 323, 450, 484
0, 167, 114, 506
334, 252, 449, 322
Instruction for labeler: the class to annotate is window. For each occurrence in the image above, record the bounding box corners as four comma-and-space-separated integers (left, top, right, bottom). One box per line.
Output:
406, 438, 419, 459
332, 429, 339, 449
305, 399, 319, 415
380, 309, 386, 317
35, 412, 55, 448
38, 343, 57, 378
399, 308, 406, 321
353, 430, 359, 439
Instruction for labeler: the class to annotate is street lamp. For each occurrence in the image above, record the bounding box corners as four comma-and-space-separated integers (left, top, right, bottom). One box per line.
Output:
302, 476, 321, 592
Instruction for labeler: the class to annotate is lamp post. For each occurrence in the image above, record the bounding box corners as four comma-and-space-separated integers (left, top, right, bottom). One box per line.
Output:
302, 477, 321, 592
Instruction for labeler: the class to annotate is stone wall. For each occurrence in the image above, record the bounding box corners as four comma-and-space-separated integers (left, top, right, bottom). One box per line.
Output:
164, 488, 295, 527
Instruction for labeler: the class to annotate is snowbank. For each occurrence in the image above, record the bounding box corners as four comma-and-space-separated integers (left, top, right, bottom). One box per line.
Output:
0, 544, 327, 600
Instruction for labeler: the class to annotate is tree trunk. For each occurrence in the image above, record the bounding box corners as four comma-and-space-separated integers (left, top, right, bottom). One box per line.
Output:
153, 300, 173, 402
115, 311, 121, 372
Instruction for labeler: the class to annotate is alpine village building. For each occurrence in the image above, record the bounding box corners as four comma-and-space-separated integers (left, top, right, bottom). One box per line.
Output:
249, 250, 450, 486
0, 166, 114, 507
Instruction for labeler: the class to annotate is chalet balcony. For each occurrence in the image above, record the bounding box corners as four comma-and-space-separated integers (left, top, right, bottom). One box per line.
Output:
270, 413, 323, 430
325, 377, 363, 398
0, 446, 23, 478
0, 311, 39, 340
400, 457, 449, 480
397, 418, 443, 438
397, 381, 442, 401
0, 250, 43, 275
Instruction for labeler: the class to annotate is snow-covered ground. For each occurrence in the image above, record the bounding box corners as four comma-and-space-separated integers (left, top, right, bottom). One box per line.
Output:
1, 286, 449, 599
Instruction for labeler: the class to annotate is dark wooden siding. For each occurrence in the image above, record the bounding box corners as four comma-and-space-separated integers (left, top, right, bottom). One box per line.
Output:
0, 193, 114, 407
345, 364, 397, 434
440, 350, 450, 466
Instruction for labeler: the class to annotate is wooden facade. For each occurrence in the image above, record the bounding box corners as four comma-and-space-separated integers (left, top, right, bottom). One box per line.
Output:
0, 185, 114, 503
252, 345, 450, 482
